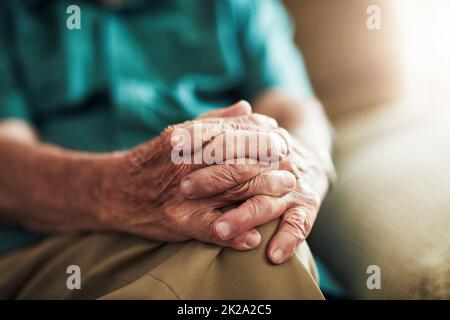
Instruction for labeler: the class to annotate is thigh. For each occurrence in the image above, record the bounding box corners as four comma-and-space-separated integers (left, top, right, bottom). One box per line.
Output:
0, 221, 323, 299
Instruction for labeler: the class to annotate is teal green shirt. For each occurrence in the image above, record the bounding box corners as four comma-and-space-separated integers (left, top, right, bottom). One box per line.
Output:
0, 0, 313, 254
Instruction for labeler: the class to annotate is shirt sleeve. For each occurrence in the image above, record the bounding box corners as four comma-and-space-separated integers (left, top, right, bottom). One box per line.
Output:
0, 6, 31, 122
235, 0, 314, 100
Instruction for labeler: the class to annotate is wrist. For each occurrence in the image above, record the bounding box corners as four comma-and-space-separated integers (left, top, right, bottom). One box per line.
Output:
90, 151, 128, 229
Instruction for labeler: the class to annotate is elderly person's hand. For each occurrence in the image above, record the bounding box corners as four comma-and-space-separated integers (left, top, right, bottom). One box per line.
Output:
98, 101, 297, 250
181, 127, 331, 264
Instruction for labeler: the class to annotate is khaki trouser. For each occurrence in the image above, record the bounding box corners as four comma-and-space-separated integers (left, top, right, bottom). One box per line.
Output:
0, 221, 323, 299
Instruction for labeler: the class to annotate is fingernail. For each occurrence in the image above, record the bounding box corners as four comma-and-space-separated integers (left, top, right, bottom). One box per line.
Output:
215, 221, 231, 239
180, 178, 194, 196
244, 232, 260, 248
271, 248, 285, 264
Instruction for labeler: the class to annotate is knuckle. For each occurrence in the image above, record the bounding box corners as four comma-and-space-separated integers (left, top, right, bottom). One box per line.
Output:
299, 206, 314, 231
282, 209, 310, 242
224, 165, 243, 186
291, 189, 321, 211
228, 163, 246, 178
242, 198, 261, 222
283, 211, 303, 229
303, 190, 321, 210
163, 204, 185, 227
203, 166, 236, 192
226, 163, 258, 185
188, 171, 216, 195
249, 196, 271, 216
284, 224, 306, 244
196, 214, 216, 240
228, 178, 257, 198
203, 170, 221, 191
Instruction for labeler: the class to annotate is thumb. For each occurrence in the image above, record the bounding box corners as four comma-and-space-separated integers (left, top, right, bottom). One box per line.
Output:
197, 100, 252, 119
187, 208, 261, 251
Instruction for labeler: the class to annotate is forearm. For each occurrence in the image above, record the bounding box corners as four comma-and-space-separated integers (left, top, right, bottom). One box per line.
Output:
254, 89, 332, 150
0, 125, 120, 231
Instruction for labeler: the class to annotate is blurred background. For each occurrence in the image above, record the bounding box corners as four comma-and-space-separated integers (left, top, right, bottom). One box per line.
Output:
1, 0, 448, 300
283, 0, 450, 299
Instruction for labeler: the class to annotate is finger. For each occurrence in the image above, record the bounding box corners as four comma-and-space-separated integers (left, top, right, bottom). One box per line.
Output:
172, 112, 281, 155
222, 229, 262, 251
185, 209, 261, 250
201, 130, 288, 164
196, 100, 252, 119
184, 208, 223, 242
213, 194, 290, 241
202, 113, 278, 130
172, 129, 288, 167
220, 170, 296, 200
181, 162, 263, 198
267, 205, 316, 265
171, 121, 252, 154
181, 165, 295, 200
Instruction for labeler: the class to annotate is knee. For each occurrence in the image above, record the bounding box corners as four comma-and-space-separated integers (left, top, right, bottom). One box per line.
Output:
189, 220, 323, 299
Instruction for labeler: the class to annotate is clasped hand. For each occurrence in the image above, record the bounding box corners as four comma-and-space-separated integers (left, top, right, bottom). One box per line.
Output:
99, 101, 326, 264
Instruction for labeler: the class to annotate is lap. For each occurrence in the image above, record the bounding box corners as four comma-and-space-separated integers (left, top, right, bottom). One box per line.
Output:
0, 221, 323, 299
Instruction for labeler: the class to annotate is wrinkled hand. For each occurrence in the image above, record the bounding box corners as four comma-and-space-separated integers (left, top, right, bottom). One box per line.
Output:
266, 135, 330, 264
97, 101, 295, 250
182, 127, 330, 264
